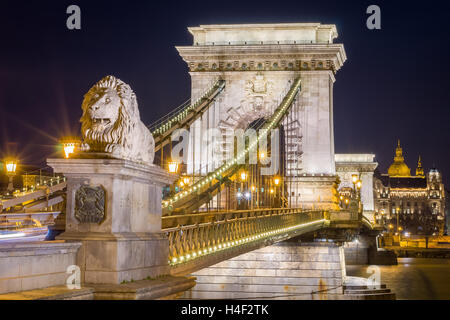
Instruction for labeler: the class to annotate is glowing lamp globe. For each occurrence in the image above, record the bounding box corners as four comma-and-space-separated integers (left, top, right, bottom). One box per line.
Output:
64, 143, 76, 159
5, 159, 17, 175
60, 137, 81, 159
168, 161, 179, 173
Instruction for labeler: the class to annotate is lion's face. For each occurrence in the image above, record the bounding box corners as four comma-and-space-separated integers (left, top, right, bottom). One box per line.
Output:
84, 87, 121, 134
80, 75, 140, 153
79, 75, 154, 164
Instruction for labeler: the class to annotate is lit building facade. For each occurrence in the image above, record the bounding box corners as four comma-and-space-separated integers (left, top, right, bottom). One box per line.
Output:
335, 154, 378, 222
373, 141, 446, 235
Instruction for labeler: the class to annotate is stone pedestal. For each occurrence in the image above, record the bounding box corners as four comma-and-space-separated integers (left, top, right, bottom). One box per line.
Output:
47, 158, 176, 285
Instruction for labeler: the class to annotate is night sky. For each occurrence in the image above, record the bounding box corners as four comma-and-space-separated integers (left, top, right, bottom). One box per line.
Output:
1, 0, 449, 187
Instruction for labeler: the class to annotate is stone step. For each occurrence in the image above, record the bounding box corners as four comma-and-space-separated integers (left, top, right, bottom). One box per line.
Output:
343, 284, 387, 290
343, 292, 396, 300
344, 288, 391, 295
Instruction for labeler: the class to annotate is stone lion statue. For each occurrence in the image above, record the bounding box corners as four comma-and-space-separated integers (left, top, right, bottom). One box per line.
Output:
80, 75, 155, 165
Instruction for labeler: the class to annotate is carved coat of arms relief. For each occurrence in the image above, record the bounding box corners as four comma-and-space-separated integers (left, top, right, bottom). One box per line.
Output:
242, 73, 276, 118
74, 185, 106, 224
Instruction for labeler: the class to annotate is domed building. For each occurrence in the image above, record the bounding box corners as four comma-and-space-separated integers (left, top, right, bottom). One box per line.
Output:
373, 141, 446, 235
387, 141, 411, 177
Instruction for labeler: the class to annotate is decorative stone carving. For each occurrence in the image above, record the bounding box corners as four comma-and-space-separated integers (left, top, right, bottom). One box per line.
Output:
245, 73, 273, 95
74, 185, 106, 224
80, 75, 155, 165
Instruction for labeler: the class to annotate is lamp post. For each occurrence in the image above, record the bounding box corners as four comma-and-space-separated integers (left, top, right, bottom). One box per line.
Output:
339, 194, 344, 208
240, 170, 248, 209
251, 185, 256, 209
5, 158, 18, 194
273, 177, 280, 207
356, 179, 362, 214
352, 174, 358, 189
396, 207, 401, 244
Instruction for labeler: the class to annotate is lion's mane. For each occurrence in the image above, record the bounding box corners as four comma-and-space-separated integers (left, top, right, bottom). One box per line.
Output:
80, 75, 154, 165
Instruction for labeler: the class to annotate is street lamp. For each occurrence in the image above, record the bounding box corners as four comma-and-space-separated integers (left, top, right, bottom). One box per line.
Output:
352, 174, 358, 184
356, 180, 362, 190
63, 143, 76, 158
240, 171, 248, 182
273, 177, 280, 186
168, 161, 179, 173
4, 158, 18, 193
60, 137, 81, 159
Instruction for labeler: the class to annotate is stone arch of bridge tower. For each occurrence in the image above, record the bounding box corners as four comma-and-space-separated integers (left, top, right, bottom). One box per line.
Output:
215, 90, 303, 174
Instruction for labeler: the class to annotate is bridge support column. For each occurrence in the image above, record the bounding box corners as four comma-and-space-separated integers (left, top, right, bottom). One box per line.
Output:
47, 158, 176, 285
286, 176, 339, 210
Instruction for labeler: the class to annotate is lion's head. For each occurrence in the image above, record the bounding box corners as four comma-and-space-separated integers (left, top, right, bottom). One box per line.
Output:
80, 75, 140, 151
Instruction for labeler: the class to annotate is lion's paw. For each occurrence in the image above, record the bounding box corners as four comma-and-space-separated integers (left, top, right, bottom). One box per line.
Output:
105, 144, 125, 158
81, 143, 90, 152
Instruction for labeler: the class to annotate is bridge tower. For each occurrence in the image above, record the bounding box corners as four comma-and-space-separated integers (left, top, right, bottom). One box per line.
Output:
176, 23, 347, 209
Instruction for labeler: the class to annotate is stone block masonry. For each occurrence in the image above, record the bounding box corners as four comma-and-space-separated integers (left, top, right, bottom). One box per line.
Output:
182, 241, 346, 300
0, 241, 81, 294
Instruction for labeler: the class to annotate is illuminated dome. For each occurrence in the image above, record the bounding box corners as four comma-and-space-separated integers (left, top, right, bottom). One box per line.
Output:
388, 140, 411, 177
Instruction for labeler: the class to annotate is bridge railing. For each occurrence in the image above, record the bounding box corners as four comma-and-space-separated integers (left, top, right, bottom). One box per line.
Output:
0, 179, 66, 212
148, 77, 224, 136
163, 208, 325, 266
0, 211, 60, 230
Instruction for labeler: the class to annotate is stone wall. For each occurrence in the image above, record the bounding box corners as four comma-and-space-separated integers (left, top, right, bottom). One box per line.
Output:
343, 241, 369, 265
0, 241, 81, 294
181, 242, 346, 300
